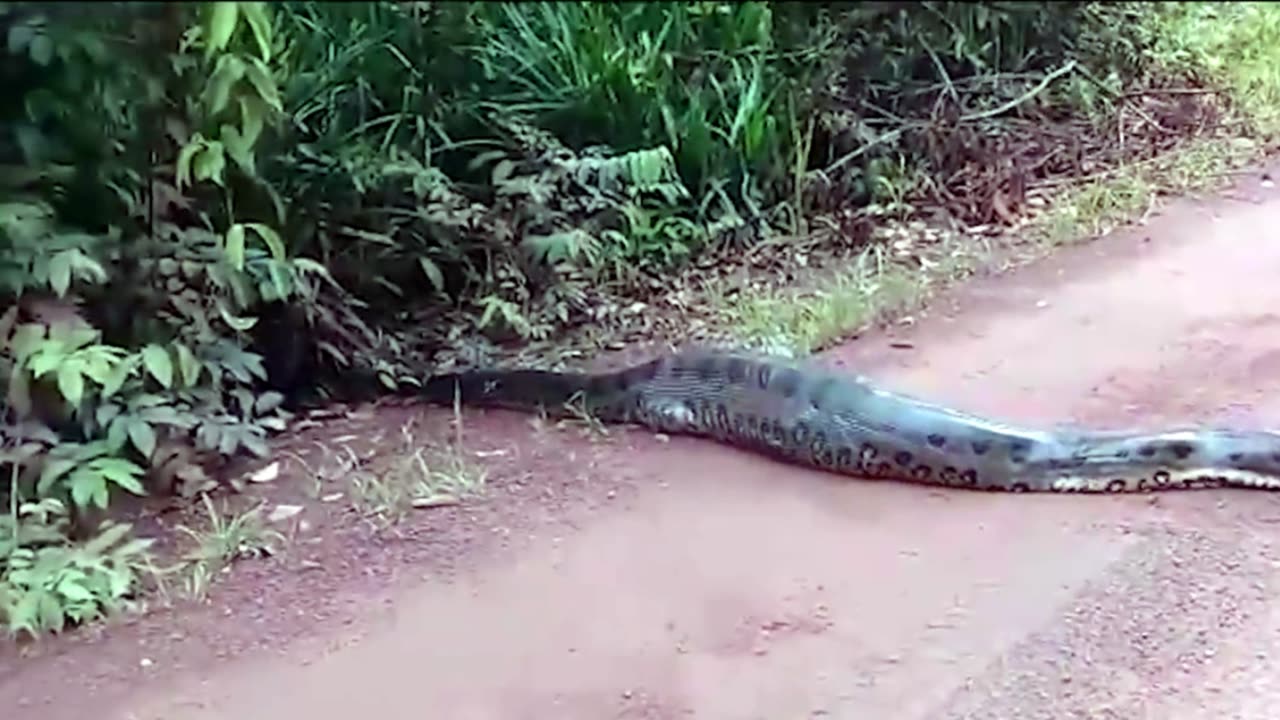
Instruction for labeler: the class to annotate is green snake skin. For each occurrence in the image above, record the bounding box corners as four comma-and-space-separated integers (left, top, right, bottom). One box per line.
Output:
418, 348, 1280, 493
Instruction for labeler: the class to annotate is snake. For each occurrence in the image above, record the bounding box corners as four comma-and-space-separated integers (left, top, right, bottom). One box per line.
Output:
415, 347, 1280, 493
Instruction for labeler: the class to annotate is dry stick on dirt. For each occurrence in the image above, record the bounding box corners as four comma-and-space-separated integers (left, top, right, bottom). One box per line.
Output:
825, 60, 1079, 177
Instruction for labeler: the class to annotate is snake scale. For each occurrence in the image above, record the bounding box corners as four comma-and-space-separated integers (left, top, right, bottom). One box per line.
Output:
417, 347, 1280, 493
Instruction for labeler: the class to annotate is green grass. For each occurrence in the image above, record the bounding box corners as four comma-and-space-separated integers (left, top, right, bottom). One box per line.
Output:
713, 1, 1280, 359
719, 132, 1264, 358
172, 495, 286, 602
346, 425, 489, 533
1147, 3, 1280, 136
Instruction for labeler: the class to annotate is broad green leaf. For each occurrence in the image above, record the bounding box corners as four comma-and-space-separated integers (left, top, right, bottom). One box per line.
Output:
78, 353, 113, 385
91, 458, 146, 495
255, 391, 284, 414
141, 344, 174, 388
8, 22, 33, 53
218, 428, 238, 456
238, 95, 266, 147
106, 415, 130, 453
68, 249, 108, 286
418, 257, 444, 292
239, 1, 273, 61
29, 346, 66, 378
245, 222, 284, 260
204, 53, 246, 115
205, 1, 240, 57
40, 592, 68, 634
241, 432, 268, 458
50, 324, 99, 351
175, 343, 202, 387
37, 458, 77, 495
48, 250, 72, 297
11, 325, 46, 366
192, 142, 227, 186
56, 361, 84, 406
128, 419, 157, 460
221, 123, 255, 175
96, 403, 120, 427
175, 135, 206, 189
28, 33, 52, 66
69, 468, 108, 509
100, 357, 135, 399
243, 57, 281, 112
55, 578, 95, 603
225, 223, 246, 270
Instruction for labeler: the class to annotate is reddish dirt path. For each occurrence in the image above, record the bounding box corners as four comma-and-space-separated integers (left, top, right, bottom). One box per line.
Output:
10, 164, 1280, 719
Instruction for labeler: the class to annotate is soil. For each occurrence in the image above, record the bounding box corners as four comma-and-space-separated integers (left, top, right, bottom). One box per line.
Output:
6, 163, 1280, 719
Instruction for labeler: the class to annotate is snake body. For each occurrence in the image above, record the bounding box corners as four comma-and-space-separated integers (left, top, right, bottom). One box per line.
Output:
419, 348, 1280, 492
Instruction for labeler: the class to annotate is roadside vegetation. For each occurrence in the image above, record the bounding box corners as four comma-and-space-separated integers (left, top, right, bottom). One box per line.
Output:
2, 1, 1279, 640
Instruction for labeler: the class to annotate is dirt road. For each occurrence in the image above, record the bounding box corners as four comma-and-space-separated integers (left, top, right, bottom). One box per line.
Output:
10, 165, 1280, 719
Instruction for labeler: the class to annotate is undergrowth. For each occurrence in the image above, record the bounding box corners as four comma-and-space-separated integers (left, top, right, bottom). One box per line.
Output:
718, 3, 1280, 356
2, 0, 1279, 642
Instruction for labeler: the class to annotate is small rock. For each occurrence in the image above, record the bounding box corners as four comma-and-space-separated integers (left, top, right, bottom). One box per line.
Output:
248, 461, 280, 484
139, 657, 154, 668
268, 504, 303, 523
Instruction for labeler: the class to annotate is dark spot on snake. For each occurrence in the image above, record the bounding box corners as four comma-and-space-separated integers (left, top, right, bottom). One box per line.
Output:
1138, 444, 1158, 458
725, 358, 749, 383
1272, 452, 1280, 464
715, 403, 730, 430
1114, 449, 1130, 459
927, 433, 947, 448
791, 422, 810, 446
763, 420, 781, 444
1169, 441, 1195, 460
894, 450, 913, 467
810, 430, 829, 455
912, 465, 933, 481
1010, 482, 1030, 492
1008, 440, 1031, 463
1106, 479, 1128, 492
755, 363, 773, 389
970, 440, 990, 456
769, 367, 803, 398
818, 448, 835, 467
874, 461, 893, 477
835, 446, 854, 468
1228, 452, 1244, 463
960, 469, 979, 486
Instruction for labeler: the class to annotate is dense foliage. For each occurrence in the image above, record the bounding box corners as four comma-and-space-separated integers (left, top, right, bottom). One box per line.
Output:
0, 1, 1272, 638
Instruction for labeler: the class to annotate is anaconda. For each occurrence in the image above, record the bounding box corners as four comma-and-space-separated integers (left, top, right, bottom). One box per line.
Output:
416, 347, 1280, 493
